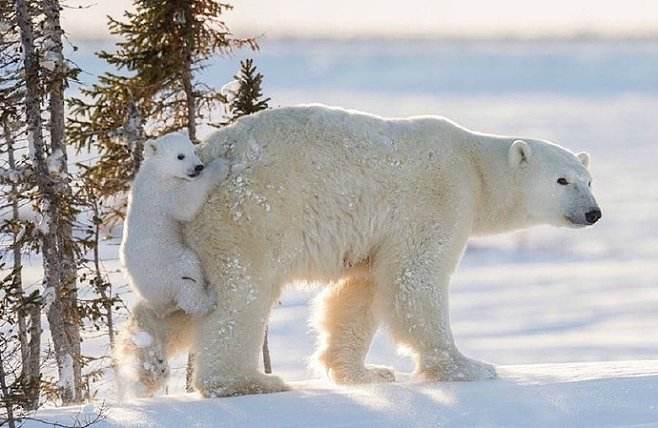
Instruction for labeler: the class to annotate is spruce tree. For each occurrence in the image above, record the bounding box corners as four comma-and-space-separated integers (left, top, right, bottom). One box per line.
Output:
68, 0, 257, 199
222, 58, 271, 124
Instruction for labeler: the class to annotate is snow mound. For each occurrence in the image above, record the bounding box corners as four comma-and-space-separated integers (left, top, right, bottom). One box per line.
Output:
24, 360, 658, 428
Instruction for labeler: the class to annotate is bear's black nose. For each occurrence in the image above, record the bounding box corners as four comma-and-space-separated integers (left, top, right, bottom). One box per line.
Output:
194, 164, 204, 172
585, 208, 602, 224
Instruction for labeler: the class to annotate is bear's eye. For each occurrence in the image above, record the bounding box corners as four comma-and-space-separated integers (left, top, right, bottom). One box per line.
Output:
557, 178, 568, 185
177, 154, 185, 160
588, 180, 592, 187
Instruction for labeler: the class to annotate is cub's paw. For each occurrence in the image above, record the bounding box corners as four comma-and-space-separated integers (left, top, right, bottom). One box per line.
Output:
137, 349, 170, 396
176, 284, 216, 316
116, 330, 169, 397
206, 158, 229, 181
197, 373, 290, 398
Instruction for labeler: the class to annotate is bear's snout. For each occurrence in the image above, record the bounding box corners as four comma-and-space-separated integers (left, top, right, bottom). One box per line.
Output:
187, 164, 204, 178
585, 208, 602, 225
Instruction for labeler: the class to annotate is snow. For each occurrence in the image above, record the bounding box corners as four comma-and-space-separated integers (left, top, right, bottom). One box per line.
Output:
220, 79, 240, 103
47, 148, 64, 175
131, 331, 153, 348
15, 39, 658, 426
0, 20, 11, 33
21, 361, 658, 427
0, 167, 23, 183
0, 203, 37, 223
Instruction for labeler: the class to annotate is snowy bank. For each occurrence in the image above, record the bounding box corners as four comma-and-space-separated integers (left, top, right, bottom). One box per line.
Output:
24, 360, 658, 428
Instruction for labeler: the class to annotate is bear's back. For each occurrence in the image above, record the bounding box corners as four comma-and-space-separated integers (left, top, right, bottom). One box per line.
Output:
199, 104, 473, 168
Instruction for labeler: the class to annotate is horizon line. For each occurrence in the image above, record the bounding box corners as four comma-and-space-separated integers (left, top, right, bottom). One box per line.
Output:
67, 29, 658, 44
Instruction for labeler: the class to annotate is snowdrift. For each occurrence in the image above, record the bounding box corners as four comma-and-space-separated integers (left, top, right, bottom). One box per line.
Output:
24, 360, 658, 427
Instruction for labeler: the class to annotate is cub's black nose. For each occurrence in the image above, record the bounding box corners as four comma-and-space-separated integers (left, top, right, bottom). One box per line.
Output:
585, 208, 602, 224
194, 164, 204, 172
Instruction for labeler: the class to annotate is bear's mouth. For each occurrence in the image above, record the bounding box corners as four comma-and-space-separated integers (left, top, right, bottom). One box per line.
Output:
564, 215, 589, 228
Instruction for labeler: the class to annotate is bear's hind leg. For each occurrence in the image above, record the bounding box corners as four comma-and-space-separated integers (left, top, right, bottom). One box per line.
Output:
313, 274, 395, 384
115, 302, 171, 397
115, 302, 197, 398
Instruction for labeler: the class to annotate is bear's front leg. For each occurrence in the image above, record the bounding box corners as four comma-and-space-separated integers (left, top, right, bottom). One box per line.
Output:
374, 236, 496, 382
192, 257, 289, 397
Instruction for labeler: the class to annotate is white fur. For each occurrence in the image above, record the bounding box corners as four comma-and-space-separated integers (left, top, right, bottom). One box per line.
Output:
120, 105, 601, 397
114, 301, 196, 398
119, 132, 229, 316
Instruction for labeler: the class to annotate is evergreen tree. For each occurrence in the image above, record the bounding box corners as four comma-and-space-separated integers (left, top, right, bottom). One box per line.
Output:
0, 0, 43, 412
14, 0, 83, 404
222, 58, 270, 124
68, 0, 257, 199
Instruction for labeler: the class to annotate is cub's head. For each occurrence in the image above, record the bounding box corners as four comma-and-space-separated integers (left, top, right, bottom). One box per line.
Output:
509, 139, 601, 228
144, 132, 205, 180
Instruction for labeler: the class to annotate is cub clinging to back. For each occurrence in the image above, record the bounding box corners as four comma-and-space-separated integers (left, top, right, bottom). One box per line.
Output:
120, 132, 228, 316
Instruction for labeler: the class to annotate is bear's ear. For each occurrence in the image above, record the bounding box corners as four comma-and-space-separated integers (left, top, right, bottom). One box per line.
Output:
508, 140, 532, 168
577, 151, 590, 169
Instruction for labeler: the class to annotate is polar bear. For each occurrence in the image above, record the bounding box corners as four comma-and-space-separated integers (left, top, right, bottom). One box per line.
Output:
119, 132, 229, 316
120, 105, 601, 397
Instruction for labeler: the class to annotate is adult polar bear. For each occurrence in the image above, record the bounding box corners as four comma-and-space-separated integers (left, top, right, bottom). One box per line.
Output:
136, 104, 601, 397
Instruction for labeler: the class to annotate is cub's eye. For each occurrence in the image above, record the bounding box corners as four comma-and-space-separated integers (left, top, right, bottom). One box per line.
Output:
177, 154, 185, 160
557, 178, 568, 185
588, 181, 592, 187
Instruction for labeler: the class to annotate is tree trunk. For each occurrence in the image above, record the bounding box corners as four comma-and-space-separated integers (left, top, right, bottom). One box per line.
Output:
43, 0, 82, 404
185, 353, 194, 393
181, 71, 197, 143
25, 300, 42, 410
16, 0, 82, 404
263, 327, 272, 374
181, 2, 197, 143
2, 116, 42, 410
0, 349, 17, 428
3, 117, 28, 367
124, 100, 145, 175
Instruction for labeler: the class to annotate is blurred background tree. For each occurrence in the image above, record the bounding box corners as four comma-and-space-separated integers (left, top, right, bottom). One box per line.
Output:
221, 59, 271, 125
68, 0, 258, 200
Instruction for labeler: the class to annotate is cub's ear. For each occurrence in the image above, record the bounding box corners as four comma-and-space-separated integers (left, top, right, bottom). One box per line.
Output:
144, 140, 158, 157
508, 140, 532, 168
577, 151, 590, 169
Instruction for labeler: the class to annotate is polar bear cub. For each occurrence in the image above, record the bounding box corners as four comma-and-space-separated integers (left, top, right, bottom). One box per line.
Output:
120, 132, 228, 316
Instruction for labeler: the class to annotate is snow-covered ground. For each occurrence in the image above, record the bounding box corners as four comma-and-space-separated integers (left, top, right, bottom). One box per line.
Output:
23, 361, 658, 428
16, 39, 658, 426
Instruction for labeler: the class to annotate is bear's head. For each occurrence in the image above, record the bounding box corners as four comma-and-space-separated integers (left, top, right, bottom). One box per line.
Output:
143, 132, 205, 181
508, 139, 601, 228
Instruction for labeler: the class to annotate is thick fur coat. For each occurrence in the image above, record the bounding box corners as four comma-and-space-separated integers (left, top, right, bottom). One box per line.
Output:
119, 105, 601, 397
120, 133, 228, 316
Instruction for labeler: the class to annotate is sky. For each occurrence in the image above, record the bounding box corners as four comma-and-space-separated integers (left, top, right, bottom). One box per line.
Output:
62, 0, 658, 40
